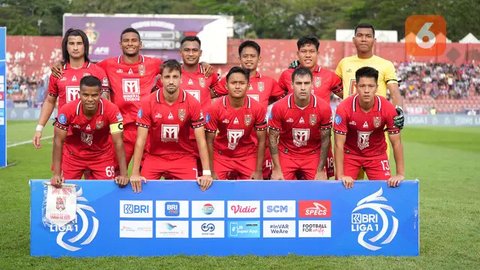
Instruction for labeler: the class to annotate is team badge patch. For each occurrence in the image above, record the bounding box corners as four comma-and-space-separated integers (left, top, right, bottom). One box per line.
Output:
116, 112, 123, 121
373, 116, 381, 128
199, 78, 206, 88
178, 109, 186, 122
138, 64, 145, 76
58, 114, 67, 125
96, 120, 104, 130
137, 109, 143, 119
309, 114, 317, 126
244, 114, 252, 126
334, 115, 342, 125
257, 82, 265, 92
205, 113, 211, 123
315, 76, 321, 87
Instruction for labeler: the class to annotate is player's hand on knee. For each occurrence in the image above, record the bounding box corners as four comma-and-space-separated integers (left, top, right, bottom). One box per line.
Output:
388, 174, 404, 187
197, 175, 213, 191
130, 175, 146, 193
341, 176, 354, 189
50, 175, 64, 188
115, 175, 130, 188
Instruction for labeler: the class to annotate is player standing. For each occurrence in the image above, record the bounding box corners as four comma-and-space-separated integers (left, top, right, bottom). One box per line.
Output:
33, 28, 109, 148
269, 68, 332, 180
333, 67, 405, 188
50, 76, 128, 187
205, 67, 267, 180
130, 60, 212, 192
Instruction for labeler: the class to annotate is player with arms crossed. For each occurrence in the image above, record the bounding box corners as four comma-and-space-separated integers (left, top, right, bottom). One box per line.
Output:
50, 76, 128, 187
269, 67, 332, 180
33, 28, 109, 148
205, 67, 267, 180
334, 67, 405, 188
130, 60, 212, 192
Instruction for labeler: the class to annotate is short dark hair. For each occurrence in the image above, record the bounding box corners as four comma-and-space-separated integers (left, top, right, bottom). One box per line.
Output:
181, 36, 201, 47
62, 28, 90, 63
161, 59, 182, 75
226, 66, 250, 82
238, 40, 261, 56
291, 67, 313, 82
80, 75, 102, 90
355, 66, 379, 82
354, 23, 376, 37
120, 27, 141, 41
297, 35, 319, 50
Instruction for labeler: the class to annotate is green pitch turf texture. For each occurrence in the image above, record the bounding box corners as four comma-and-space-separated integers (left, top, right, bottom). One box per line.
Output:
0, 121, 479, 270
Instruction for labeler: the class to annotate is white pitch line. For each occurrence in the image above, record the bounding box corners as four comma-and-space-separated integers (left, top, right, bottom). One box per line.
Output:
7, 135, 54, 148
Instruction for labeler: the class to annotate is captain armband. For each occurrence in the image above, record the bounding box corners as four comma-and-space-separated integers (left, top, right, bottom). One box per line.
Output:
110, 122, 124, 134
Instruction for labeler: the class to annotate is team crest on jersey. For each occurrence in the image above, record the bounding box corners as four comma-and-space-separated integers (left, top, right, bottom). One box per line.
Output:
373, 117, 381, 128
257, 82, 265, 92
138, 64, 145, 76
309, 114, 317, 126
357, 131, 372, 150
178, 109, 186, 122
315, 76, 321, 87
199, 78, 205, 88
96, 120, 104, 130
81, 132, 93, 146
244, 114, 252, 126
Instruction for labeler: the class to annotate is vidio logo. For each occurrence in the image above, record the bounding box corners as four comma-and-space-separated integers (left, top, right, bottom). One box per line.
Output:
351, 188, 398, 251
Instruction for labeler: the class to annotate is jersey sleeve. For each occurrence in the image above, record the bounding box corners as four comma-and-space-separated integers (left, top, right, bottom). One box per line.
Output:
384, 61, 399, 85
105, 102, 124, 134
204, 104, 218, 133
136, 99, 152, 128
54, 106, 71, 131
330, 72, 343, 95
384, 101, 400, 134
268, 102, 283, 131
335, 59, 344, 78
278, 70, 292, 95
189, 97, 206, 129
318, 101, 332, 130
47, 75, 59, 97
333, 103, 348, 135
212, 76, 228, 97
254, 104, 267, 131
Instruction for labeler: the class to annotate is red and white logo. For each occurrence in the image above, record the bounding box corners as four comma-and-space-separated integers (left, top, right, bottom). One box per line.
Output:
299, 200, 331, 218
66, 86, 80, 103
122, 78, 140, 101
227, 129, 244, 150
227, 201, 260, 218
292, 128, 310, 147
161, 124, 179, 142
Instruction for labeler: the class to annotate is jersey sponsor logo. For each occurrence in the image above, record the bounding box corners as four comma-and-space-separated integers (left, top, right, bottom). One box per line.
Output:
227, 129, 244, 150
80, 132, 93, 146
357, 131, 372, 150
122, 79, 140, 101
373, 116, 381, 128
349, 120, 356, 126
233, 117, 239, 125
82, 72, 91, 77
363, 121, 369, 128
188, 78, 194, 85
309, 114, 317, 126
286, 117, 294, 123
72, 75, 77, 82
247, 94, 260, 102
299, 117, 305, 124
222, 119, 230, 124
351, 188, 399, 250
161, 124, 179, 142
199, 77, 205, 88
292, 128, 310, 147
66, 86, 80, 103
244, 114, 252, 126
185, 90, 201, 102
128, 68, 133, 74
154, 113, 162, 119
178, 109, 186, 122
299, 200, 332, 218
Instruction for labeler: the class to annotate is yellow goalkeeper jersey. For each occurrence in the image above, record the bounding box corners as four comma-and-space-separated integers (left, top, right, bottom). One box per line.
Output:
335, 55, 398, 99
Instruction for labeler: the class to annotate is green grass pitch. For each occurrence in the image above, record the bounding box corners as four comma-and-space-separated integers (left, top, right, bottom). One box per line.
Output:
0, 121, 479, 269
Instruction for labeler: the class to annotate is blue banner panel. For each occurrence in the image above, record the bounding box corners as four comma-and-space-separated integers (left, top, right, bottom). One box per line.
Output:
0, 27, 6, 167
30, 180, 419, 257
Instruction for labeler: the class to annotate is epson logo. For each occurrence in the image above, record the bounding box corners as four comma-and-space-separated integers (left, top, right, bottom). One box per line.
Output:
120, 200, 153, 218
267, 205, 288, 213
124, 204, 149, 214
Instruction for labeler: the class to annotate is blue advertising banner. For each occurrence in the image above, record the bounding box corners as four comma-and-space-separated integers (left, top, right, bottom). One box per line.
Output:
0, 27, 7, 167
30, 180, 419, 257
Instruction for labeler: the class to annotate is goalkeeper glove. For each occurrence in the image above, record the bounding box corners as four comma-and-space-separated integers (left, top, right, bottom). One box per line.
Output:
394, 106, 405, 129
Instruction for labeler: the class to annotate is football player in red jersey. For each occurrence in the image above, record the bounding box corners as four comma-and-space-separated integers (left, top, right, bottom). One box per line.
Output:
50, 76, 128, 187
130, 60, 213, 192
269, 67, 332, 180
205, 67, 267, 180
33, 28, 109, 148
334, 67, 405, 188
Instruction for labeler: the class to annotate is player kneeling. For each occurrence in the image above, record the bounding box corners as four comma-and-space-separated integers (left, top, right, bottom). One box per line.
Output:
205, 67, 267, 180
50, 76, 128, 187
333, 67, 405, 188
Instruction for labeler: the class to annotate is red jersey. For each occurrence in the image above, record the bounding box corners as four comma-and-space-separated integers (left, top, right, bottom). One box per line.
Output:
156, 64, 219, 109
268, 94, 332, 157
97, 55, 162, 125
205, 96, 267, 158
213, 72, 284, 108
278, 66, 342, 104
48, 62, 109, 109
333, 95, 400, 158
136, 90, 205, 159
54, 98, 123, 159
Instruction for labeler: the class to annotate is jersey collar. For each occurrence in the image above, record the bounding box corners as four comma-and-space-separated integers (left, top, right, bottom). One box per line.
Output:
222, 95, 251, 109
353, 94, 381, 112
287, 94, 317, 109
156, 89, 187, 104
